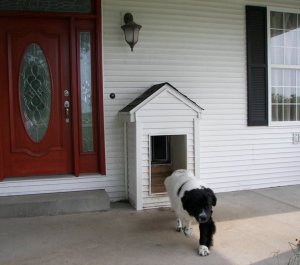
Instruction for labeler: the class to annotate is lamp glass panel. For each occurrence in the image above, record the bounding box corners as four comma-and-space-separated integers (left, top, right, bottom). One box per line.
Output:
125, 28, 134, 43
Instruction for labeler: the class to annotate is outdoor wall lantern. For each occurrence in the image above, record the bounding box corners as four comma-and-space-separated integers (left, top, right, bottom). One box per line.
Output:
121, 13, 142, 51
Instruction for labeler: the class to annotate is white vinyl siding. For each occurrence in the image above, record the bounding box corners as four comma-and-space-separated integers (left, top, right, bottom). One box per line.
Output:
103, 0, 300, 203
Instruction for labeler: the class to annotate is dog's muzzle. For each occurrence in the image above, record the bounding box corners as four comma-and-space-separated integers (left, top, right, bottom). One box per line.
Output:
198, 210, 208, 223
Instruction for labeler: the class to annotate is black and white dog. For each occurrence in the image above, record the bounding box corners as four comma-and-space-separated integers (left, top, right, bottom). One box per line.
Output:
164, 169, 217, 256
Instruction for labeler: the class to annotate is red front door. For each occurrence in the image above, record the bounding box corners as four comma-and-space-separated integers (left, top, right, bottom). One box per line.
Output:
0, 17, 72, 177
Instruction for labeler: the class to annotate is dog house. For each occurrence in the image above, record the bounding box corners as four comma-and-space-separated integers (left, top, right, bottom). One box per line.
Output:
119, 83, 203, 210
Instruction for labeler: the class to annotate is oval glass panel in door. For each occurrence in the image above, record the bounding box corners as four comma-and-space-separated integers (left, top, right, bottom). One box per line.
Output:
19, 43, 52, 142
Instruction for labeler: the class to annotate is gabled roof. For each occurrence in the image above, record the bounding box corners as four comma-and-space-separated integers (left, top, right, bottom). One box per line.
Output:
119, 82, 203, 122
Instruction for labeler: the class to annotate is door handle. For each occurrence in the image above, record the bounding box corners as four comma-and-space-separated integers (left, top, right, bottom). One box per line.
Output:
64, 100, 70, 123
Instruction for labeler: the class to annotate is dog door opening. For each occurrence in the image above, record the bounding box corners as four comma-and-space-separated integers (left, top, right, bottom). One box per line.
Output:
150, 135, 187, 194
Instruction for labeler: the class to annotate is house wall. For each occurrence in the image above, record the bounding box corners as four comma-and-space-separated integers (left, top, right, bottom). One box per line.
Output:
1, 0, 299, 201
103, 0, 300, 201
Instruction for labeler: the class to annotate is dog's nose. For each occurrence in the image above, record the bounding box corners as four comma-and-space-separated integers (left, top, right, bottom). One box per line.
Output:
198, 211, 207, 222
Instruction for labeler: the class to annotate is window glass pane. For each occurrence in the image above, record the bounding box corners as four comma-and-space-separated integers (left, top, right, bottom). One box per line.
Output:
271, 47, 284, 64
271, 30, 284, 46
272, 104, 283, 121
284, 48, 297, 65
291, 105, 297, 120
283, 69, 296, 86
297, 105, 300, 120
80, 32, 94, 152
0, 0, 92, 13
291, 87, 297, 103
297, 72, 300, 104
271, 12, 283, 29
284, 104, 297, 121
284, 13, 297, 30
284, 29, 297, 47
284, 87, 296, 103
272, 87, 283, 103
20, 43, 51, 142
272, 69, 283, 86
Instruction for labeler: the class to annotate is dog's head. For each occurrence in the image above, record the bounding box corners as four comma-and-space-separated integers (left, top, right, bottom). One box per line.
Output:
181, 188, 217, 223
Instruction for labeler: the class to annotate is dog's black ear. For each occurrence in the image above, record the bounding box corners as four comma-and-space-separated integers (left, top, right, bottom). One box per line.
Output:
205, 188, 217, 206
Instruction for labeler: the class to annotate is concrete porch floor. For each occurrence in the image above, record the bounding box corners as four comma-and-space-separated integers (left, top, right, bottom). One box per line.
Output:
0, 185, 299, 265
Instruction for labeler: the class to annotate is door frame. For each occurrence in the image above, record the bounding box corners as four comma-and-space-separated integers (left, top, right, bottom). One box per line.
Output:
0, 0, 106, 179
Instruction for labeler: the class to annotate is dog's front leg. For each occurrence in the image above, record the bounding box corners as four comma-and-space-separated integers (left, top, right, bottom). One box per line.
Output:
182, 219, 193, 237
198, 217, 216, 256
176, 218, 192, 236
176, 218, 182, 232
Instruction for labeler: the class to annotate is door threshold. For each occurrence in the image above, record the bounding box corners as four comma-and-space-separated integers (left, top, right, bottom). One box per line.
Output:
3, 174, 77, 181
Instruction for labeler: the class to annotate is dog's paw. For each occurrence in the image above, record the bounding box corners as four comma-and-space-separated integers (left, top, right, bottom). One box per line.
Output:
183, 227, 193, 237
176, 219, 182, 232
176, 227, 182, 232
199, 245, 210, 256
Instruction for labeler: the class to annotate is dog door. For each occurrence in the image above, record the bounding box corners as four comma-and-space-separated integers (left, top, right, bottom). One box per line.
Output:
150, 135, 187, 194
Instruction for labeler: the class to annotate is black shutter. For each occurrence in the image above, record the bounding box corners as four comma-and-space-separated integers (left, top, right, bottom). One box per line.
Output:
246, 6, 268, 126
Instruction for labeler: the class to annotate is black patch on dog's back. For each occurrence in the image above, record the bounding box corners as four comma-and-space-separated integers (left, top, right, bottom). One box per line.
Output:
177, 181, 189, 196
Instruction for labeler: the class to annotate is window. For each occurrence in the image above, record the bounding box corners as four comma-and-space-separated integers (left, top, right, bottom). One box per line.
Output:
151, 136, 171, 164
76, 23, 104, 174
269, 11, 300, 122
79, 32, 95, 152
246, 6, 300, 125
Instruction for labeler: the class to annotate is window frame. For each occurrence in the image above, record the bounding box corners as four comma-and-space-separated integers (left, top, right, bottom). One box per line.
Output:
151, 135, 171, 165
77, 29, 97, 155
267, 6, 300, 126
73, 17, 106, 175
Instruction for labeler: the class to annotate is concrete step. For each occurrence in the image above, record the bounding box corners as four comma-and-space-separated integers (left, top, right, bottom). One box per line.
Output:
0, 190, 110, 218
